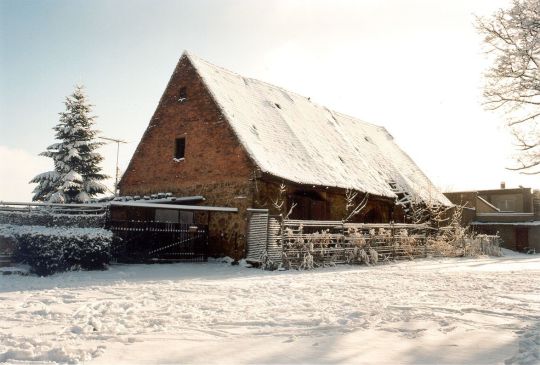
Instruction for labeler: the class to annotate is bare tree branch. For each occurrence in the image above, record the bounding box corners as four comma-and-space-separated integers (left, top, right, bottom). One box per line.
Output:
343, 192, 369, 223
476, 0, 540, 174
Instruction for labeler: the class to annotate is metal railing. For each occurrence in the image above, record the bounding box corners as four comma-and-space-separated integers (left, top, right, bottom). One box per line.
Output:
109, 220, 209, 263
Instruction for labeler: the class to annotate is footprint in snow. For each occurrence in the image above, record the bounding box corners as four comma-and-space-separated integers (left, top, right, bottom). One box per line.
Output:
440, 326, 457, 333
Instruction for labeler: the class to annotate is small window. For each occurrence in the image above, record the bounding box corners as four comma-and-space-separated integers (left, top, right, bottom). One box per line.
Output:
175, 137, 186, 159
155, 209, 179, 223
178, 87, 187, 102
179, 211, 194, 224
502, 199, 516, 211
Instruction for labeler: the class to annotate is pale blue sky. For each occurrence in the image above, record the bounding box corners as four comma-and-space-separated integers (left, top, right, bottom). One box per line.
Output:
1, 0, 537, 201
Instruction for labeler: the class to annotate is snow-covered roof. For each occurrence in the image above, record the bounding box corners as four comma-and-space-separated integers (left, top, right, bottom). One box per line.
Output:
186, 52, 451, 206
110, 201, 238, 212
476, 212, 534, 217
112, 194, 204, 204
472, 221, 540, 226
476, 196, 500, 212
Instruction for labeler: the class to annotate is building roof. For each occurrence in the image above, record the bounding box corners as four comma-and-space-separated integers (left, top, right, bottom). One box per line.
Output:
472, 221, 540, 226
110, 201, 238, 213
446, 187, 532, 195
186, 52, 451, 206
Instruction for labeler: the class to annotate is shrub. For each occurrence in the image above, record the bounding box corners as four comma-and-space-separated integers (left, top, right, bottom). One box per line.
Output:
1, 224, 112, 276
0, 210, 106, 228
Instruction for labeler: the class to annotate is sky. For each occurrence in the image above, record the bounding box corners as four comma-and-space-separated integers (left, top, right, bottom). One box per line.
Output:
0, 0, 538, 202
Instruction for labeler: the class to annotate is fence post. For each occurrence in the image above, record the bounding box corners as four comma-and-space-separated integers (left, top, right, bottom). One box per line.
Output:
390, 221, 393, 259
481, 236, 484, 254
265, 213, 271, 253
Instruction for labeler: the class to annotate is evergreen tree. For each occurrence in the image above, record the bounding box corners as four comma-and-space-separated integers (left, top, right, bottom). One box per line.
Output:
30, 86, 108, 203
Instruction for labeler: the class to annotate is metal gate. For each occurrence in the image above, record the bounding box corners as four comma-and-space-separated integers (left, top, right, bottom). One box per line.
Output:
246, 210, 282, 264
109, 220, 208, 262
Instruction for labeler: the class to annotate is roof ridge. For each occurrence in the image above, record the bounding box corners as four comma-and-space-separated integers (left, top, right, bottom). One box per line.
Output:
184, 51, 382, 129
186, 52, 322, 183
181, 50, 450, 205
185, 51, 308, 99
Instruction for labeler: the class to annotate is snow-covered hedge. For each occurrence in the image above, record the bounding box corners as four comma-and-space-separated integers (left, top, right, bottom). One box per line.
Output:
0, 210, 106, 228
0, 224, 112, 276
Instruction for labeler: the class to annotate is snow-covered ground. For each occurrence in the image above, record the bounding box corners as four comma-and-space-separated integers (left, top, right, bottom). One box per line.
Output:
1, 254, 539, 365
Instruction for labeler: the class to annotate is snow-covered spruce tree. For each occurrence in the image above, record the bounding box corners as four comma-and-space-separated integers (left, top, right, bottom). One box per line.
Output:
30, 86, 108, 203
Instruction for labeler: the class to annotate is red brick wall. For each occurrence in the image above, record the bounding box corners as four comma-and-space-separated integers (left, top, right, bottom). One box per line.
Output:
119, 55, 257, 258
119, 55, 256, 194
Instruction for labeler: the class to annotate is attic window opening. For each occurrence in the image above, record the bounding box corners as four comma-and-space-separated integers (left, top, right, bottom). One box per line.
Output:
175, 137, 186, 160
274, 103, 281, 109
178, 87, 187, 103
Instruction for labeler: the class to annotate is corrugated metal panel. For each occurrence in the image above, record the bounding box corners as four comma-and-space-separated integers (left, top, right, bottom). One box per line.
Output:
246, 212, 269, 262
246, 213, 283, 264
266, 217, 282, 263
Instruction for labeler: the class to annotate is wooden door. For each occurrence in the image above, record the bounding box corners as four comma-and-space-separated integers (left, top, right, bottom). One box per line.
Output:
310, 200, 327, 220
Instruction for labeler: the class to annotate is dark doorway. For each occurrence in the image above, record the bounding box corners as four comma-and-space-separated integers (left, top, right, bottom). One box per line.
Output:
288, 190, 328, 220
363, 208, 384, 223
515, 228, 529, 252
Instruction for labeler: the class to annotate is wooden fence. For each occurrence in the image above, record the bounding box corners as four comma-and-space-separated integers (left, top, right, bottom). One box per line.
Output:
249, 218, 501, 269
280, 220, 431, 269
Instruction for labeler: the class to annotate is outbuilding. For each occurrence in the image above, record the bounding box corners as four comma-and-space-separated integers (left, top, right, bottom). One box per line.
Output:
119, 52, 450, 258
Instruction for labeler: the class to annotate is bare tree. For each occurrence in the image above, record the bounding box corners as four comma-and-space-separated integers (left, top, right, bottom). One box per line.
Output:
407, 198, 449, 229
272, 183, 296, 219
476, 0, 540, 174
343, 189, 369, 222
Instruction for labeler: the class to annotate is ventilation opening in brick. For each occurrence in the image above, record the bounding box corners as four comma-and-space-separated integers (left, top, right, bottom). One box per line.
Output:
178, 87, 187, 102
175, 137, 186, 159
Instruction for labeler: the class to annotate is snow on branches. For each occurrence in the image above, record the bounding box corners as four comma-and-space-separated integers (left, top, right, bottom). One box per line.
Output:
476, 0, 540, 174
272, 183, 297, 219
343, 189, 369, 222
30, 86, 108, 203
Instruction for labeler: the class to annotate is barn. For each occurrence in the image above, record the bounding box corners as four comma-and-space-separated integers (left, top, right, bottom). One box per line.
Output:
118, 51, 451, 259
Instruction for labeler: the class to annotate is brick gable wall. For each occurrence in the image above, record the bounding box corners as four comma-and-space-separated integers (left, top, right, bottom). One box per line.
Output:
119, 55, 257, 258
119, 55, 256, 193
